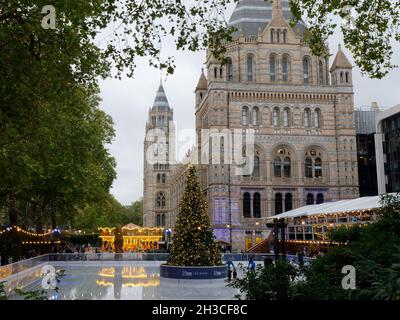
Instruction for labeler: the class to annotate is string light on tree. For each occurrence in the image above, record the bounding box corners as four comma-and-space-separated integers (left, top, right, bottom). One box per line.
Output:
168, 166, 221, 267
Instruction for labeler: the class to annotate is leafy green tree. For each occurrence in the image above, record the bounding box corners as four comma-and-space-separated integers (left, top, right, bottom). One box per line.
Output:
229, 260, 299, 300
289, 0, 400, 78
0, 86, 116, 231
168, 166, 221, 266
73, 196, 143, 231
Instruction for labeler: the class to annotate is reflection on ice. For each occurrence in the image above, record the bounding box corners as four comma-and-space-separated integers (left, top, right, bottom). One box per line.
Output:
8, 262, 239, 300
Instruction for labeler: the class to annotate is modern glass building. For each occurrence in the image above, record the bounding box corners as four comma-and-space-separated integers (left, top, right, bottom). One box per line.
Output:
355, 105, 380, 196
375, 104, 400, 194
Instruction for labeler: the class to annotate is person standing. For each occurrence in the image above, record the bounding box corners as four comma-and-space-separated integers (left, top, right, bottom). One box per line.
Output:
233, 268, 237, 280
227, 267, 232, 282
297, 251, 304, 266
248, 257, 256, 271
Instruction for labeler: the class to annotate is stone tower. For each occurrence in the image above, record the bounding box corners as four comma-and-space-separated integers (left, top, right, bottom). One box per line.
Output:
143, 82, 174, 228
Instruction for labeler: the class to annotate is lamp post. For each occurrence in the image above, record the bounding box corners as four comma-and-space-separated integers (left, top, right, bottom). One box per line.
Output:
271, 218, 287, 260
165, 228, 172, 252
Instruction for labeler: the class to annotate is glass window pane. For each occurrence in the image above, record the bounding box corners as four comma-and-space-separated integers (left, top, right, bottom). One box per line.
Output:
305, 157, 313, 178
274, 158, 282, 177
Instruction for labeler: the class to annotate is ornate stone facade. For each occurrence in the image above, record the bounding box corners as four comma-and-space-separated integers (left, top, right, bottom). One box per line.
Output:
143, 0, 359, 252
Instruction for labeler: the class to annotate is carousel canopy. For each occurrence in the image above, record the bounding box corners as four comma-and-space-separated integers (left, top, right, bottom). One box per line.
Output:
267, 194, 397, 220
122, 223, 142, 230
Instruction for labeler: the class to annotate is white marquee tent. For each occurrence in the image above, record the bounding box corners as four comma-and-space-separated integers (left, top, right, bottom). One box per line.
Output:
266, 194, 397, 220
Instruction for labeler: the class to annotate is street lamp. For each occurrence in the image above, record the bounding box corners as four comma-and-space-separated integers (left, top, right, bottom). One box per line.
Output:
165, 228, 172, 251
272, 218, 287, 260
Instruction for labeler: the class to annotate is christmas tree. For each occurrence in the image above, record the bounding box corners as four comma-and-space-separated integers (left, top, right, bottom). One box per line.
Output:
168, 166, 221, 266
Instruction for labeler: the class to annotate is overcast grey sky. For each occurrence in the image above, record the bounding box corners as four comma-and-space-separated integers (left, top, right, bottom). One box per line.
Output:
98, 4, 400, 205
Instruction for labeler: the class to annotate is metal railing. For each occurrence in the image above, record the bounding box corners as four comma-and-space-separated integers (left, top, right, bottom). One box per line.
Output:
0, 254, 50, 280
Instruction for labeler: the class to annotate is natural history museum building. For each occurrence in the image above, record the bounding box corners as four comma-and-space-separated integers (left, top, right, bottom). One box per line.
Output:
143, 0, 359, 252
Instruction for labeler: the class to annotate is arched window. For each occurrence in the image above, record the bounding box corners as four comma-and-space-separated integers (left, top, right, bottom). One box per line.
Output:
271, 29, 275, 43
227, 58, 233, 81
162, 173, 166, 183
156, 214, 161, 227
247, 55, 254, 81
277, 29, 280, 43
283, 157, 291, 178
214, 67, 218, 79
274, 157, 282, 177
303, 57, 310, 84
305, 157, 313, 178
156, 192, 166, 208
319, 61, 324, 85
283, 108, 290, 127
253, 156, 260, 177
252, 107, 259, 126
282, 56, 288, 82
314, 109, 321, 128
285, 193, 293, 212
273, 107, 280, 127
157, 173, 161, 183
306, 193, 314, 205
161, 214, 166, 226
304, 108, 311, 127
345, 72, 349, 83
253, 193, 261, 218
243, 193, 251, 218
242, 107, 249, 125
316, 193, 324, 204
315, 158, 322, 178
340, 72, 344, 83
270, 55, 276, 81
275, 193, 283, 214
220, 67, 223, 78
283, 30, 287, 43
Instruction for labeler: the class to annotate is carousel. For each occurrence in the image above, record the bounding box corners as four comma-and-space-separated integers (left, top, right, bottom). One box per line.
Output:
99, 223, 164, 252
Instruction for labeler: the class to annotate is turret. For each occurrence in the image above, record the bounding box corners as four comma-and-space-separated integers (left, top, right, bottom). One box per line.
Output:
195, 68, 208, 107
330, 44, 353, 86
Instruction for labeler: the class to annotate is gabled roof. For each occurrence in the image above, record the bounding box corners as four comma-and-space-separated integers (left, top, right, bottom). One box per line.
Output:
330, 44, 353, 71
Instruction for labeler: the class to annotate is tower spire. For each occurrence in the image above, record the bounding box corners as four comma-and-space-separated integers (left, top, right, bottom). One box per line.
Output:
272, 0, 282, 16
274, 0, 281, 10
152, 81, 170, 111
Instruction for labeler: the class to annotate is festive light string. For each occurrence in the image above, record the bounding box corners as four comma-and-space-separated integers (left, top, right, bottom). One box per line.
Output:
22, 241, 61, 245
0, 226, 55, 237
285, 239, 347, 246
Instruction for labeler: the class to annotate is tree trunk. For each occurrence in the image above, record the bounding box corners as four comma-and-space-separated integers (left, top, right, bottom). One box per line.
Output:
7, 192, 21, 260
8, 193, 18, 226
34, 200, 44, 233
50, 204, 57, 230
